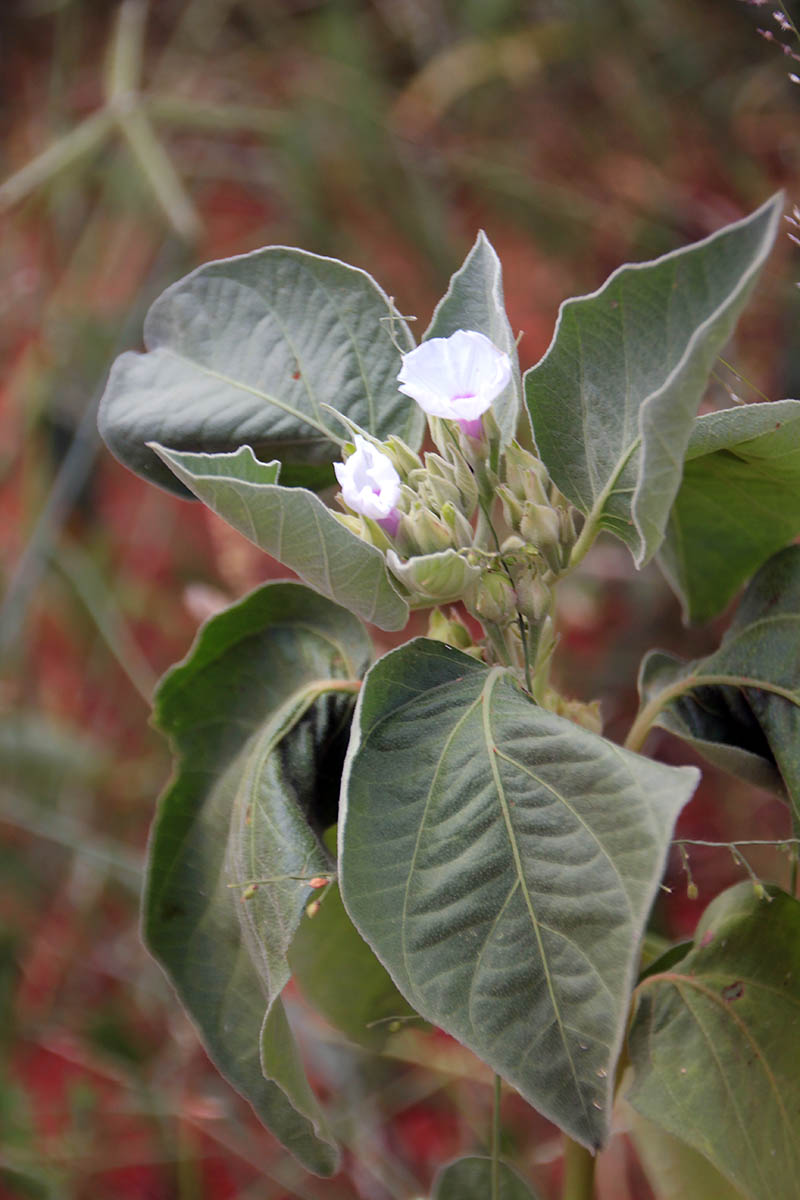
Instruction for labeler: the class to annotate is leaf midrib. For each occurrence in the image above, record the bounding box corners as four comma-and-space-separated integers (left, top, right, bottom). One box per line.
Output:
482, 669, 588, 1125
164, 347, 344, 446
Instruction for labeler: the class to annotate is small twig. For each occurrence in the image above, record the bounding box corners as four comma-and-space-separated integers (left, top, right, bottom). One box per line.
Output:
673, 838, 800, 848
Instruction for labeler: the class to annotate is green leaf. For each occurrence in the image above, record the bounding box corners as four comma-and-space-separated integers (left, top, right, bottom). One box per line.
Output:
150, 444, 409, 631
638, 939, 694, 984
99, 246, 422, 495
145, 582, 372, 1175
637, 545, 800, 824
630, 1113, 747, 1200
425, 231, 521, 444
660, 399, 800, 623
627, 881, 800, 1200
288, 883, 418, 1048
340, 639, 699, 1149
432, 1155, 540, 1200
524, 195, 782, 566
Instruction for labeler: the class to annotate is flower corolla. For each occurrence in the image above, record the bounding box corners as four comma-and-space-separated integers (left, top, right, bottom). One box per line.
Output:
334, 435, 401, 529
397, 329, 512, 425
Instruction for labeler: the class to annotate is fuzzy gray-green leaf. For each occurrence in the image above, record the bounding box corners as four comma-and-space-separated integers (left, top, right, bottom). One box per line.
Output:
340, 639, 698, 1149
99, 246, 421, 494
144, 582, 371, 1174
638, 545, 800, 826
660, 399, 800, 622
524, 195, 782, 565
628, 882, 800, 1200
151, 444, 409, 631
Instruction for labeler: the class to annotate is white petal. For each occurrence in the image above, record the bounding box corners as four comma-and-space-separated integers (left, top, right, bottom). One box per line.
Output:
335, 435, 401, 521
398, 330, 512, 421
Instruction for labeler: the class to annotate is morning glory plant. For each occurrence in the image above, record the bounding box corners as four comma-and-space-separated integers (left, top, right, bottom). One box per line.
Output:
98, 199, 800, 1200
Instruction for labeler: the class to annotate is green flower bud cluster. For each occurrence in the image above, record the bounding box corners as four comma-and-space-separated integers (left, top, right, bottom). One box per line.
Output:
498, 443, 577, 573
332, 432, 482, 606
543, 691, 604, 736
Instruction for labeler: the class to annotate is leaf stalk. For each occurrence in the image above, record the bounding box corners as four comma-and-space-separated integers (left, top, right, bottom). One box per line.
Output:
561, 1136, 595, 1200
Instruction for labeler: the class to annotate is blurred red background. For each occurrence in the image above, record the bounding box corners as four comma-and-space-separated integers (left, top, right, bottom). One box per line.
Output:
1, 2, 798, 1196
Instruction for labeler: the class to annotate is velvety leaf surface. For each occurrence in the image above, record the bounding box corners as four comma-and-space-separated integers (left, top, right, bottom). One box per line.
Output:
630, 1113, 746, 1200
145, 582, 371, 1174
340, 639, 698, 1149
150, 444, 409, 631
432, 1155, 539, 1199
638, 545, 800, 824
425, 231, 521, 443
660, 400, 800, 622
288, 883, 417, 1048
628, 882, 800, 1200
99, 246, 422, 494
524, 195, 782, 565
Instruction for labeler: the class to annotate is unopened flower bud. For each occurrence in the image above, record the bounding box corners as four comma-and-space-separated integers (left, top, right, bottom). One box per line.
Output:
520, 502, 560, 548
387, 548, 480, 603
448, 453, 479, 517
505, 442, 550, 505
500, 535, 526, 557
497, 484, 524, 531
513, 567, 551, 623
333, 512, 365, 538
427, 608, 474, 650
308, 876, 329, 889
400, 506, 456, 555
421, 469, 462, 513
546, 693, 603, 736
470, 571, 517, 624
558, 506, 578, 556
440, 502, 474, 548
306, 900, 321, 918
384, 435, 423, 477
424, 453, 453, 482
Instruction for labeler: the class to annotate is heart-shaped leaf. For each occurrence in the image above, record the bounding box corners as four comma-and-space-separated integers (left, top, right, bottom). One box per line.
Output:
99, 246, 422, 494
628, 882, 800, 1200
659, 399, 800, 623
425, 231, 521, 444
145, 582, 371, 1174
524, 195, 782, 566
432, 1155, 540, 1199
151, 444, 409, 631
340, 639, 698, 1149
637, 545, 800, 825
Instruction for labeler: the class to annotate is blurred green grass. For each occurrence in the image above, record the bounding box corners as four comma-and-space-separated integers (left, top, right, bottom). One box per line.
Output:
1, 1, 799, 1195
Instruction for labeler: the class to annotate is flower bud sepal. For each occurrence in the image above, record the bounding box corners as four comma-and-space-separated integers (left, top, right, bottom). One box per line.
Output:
386, 548, 480, 605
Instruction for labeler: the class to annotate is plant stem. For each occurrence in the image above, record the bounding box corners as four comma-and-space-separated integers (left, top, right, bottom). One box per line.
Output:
624, 673, 800, 755
561, 1136, 595, 1200
491, 1074, 502, 1200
